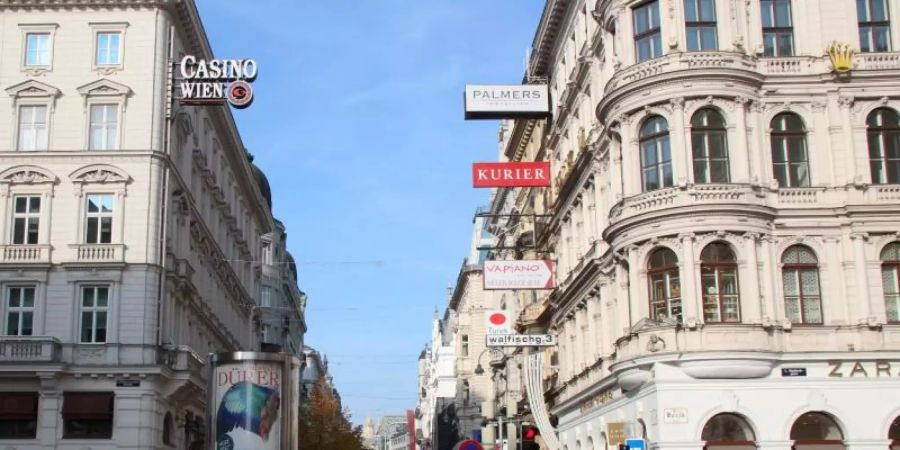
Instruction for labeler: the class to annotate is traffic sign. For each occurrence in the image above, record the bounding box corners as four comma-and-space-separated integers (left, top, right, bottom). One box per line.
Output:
626, 438, 646, 450
457, 439, 484, 450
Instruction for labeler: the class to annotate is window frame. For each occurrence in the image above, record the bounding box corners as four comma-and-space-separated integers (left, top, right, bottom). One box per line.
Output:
771, 113, 810, 188
79, 285, 110, 344
0, 392, 38, 439
4, 285, 37, 337
10, 195, 41, 245
700, 243, 741, 323
691, 108, 730, 183
89, 22, 128, 73
867, 108, 900, 185
647, 248, 683, 323
882, 243, 900, 324
62, 391, 114, 439
858, 0, 892, 53
87, 103, 121, 151
16, 104, 50, 152
684, 0, 719, 51
760, 0, 795, 57
19, 24, 57, 73
83, 194, 115, 245
640, 116, 674, 191
781, 246, 823, 325
633, 0, 663, 63
461, 334, 469, 357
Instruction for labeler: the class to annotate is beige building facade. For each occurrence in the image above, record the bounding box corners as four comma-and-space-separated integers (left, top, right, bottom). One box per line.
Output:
484, 1, 900, 449
0, 1, 274, 448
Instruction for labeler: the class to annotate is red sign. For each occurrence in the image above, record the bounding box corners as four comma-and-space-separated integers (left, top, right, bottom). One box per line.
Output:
456, 440, 484, 450
472, 162, 550, 188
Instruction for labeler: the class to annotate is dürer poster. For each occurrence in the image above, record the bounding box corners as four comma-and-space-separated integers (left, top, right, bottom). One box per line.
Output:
213, 360, 283, 450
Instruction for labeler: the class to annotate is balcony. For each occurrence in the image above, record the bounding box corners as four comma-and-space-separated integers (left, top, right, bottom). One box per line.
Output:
69, 244, 125, 265
0, 245, 51, 265
609, 184, 766, 224
604, 51, 758, 94
0, 336, 61, 364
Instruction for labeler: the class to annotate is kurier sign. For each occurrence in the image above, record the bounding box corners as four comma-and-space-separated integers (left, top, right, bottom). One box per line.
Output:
178, 56, 257, 108
483, 260, 554, 290
472, 162, 551, 188
464, 84, 550, 120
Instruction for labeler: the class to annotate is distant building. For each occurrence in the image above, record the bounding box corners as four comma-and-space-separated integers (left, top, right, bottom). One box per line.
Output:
258, 218, 307, 357
372, 415, 409, 450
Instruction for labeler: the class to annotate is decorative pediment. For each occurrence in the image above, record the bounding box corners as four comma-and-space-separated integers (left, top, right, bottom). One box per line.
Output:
0, 165, 58, 185
69, 164, 131, 184
4, 80, 61, 99
77, 78, 132, 98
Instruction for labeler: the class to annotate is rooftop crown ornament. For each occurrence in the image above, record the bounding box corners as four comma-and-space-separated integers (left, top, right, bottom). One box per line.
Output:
826, 41, 856, 73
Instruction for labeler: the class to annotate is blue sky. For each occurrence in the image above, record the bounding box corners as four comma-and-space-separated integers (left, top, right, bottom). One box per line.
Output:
197, 1, 544, 424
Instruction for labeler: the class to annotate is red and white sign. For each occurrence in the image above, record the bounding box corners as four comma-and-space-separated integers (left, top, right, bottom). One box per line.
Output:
485, 310, 512, 335
483, 260, 554, 290
472, 162, 551, 188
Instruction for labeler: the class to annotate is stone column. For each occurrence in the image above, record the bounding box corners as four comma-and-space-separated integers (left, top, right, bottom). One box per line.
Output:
679, 233, 699, 324
627, 246, 644, 325
850, 232, 873, 322
732, 96, 752, 183
762, 235, 783, 322
0, 189, 8, 245
37, 373, 60, 447
670, 97, 690, 186
742, 233, 763, 323
838, 96, 859, 185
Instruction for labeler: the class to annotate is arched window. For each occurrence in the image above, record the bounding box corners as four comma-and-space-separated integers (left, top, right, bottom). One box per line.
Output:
782, 246, 823, 324
889, 415, 900, 450
692, 108, 730, 183
702, 413, 755, 450
648, 248, 682, 322
882, 242, 900, 323
791, 412, 845, 450
771, 113, 810, 187
867, 108, 900, 184
162, 412, 174, 446
700, 243, 741, 323
640, 116, 673, 191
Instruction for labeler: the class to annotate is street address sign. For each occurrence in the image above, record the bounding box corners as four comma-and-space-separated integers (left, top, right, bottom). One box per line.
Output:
486, 334, 556, 348
472, 162, 551, 188
483, 260, 554, 290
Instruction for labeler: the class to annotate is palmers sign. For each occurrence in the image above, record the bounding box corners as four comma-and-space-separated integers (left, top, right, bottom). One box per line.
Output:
483, 260, 554, 290
464, 84, 550, 120
177, 56, 257, 108
472, 162, 551, 188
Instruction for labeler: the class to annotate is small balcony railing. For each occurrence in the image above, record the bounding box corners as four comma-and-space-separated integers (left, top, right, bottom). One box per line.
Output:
0, 336, 61, 363
70, 244, 125, 264
0, 245, 51, 265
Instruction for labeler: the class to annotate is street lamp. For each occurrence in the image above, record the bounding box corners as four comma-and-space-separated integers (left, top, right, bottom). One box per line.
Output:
473, 347, 508, 375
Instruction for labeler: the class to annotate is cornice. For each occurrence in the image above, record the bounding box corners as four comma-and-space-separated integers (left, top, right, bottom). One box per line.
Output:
529, 0, 572, 77
0, 0, 166, 8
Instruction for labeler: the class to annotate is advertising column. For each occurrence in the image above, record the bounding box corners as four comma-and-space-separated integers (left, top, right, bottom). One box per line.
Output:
208, 352, 301, 450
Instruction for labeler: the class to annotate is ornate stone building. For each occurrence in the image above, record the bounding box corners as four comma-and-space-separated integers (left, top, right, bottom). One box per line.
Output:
488, 1, 900, 449
0, 1, 278, 448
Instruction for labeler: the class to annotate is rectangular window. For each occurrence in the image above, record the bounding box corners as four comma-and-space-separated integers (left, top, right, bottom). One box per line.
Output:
684, 0, 718, 51
634, 1, 662, 62
89, 104, 119, 150
84, 195, 114, 244
17, 105, 49, 151
62, 392, 113, 439
5, 286, 35, 336
11, 196, 40, 245
95, 32, 122, 65
260, 286, 273, 307
0, 392, 38, 438
80, 286, 109, 343
858, 0, 892, 52
24, 33, 51, 66
761, 0, 794, 56
461, 334, 469, 357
